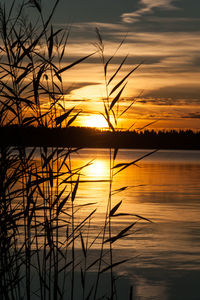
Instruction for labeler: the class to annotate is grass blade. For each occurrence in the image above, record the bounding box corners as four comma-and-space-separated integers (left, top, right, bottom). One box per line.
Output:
55, 107, 74, 126
109, 62, 141, 97
57, 194, 70, 216
100, 259, 129, 274
57, 52, 96, 74
66, 111, 80, 127
108, 55, 128, 86
109, 200, 122, 216
71, 176, 79, 202
104, 222, 137, 244
109, 82, 127, 111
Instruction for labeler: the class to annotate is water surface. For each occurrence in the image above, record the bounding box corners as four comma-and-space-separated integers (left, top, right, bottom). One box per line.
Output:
70, 148, 200, 300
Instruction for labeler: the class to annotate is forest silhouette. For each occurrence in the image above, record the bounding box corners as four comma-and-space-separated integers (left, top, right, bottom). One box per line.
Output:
1, 126, 199, 150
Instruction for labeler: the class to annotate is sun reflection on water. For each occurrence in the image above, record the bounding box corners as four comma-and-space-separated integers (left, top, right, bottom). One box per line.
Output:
85, 159, 109, 179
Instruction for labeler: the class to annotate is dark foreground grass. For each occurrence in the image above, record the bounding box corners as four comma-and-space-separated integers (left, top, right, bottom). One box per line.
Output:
0, 1, 152, 299
0, 145, 151, 300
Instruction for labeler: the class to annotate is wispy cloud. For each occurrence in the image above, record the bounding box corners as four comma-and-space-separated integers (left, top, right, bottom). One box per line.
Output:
121, 0, 178, 23
71, 22, 127, 32
137, 97, 200, 106
63, 82, 100, 93
142, 84, 200, 99
182, 113, 200, 119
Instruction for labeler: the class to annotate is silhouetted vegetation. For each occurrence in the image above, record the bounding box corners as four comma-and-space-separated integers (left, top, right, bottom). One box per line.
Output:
2, 0, 198, 299
1, 126, 199, 150
0, 1, 150, 299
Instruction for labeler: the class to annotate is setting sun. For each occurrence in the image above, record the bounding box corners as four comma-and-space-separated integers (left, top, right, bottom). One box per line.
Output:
83, 114, 108, 129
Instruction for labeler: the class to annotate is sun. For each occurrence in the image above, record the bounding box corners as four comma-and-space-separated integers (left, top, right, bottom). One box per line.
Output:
83, 114, 108, 129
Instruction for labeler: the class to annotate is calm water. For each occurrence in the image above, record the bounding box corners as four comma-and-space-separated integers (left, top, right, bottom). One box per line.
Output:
70, 148, 200, 300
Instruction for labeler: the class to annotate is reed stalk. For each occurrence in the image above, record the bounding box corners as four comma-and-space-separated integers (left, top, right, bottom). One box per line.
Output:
0, 2, 152, 300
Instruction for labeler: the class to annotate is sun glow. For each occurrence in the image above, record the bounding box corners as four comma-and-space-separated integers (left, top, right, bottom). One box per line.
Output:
83, 114, 108, 129
86, 160, 109, 179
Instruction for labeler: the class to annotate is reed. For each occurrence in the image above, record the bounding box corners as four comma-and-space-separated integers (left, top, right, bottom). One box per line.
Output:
0, 1, 152, 299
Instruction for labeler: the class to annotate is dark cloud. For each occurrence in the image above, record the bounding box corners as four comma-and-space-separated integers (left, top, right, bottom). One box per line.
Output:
48, 0, 200, 34
140, 16, 200, 33
121, 0, 178, 24
59, 54, 163, 66
52, 0, 135, 23
138, 98, 176, 106
143, 85, 200, 100
182, 113, 200, 119
19, 0, 200, 35
193, 56, 200, 67
137, 97, 200, 106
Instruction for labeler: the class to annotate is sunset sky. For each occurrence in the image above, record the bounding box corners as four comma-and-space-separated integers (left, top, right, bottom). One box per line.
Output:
38, 1, 200, 130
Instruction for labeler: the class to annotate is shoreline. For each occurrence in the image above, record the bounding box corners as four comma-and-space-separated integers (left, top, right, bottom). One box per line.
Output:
0, 126, 200, 150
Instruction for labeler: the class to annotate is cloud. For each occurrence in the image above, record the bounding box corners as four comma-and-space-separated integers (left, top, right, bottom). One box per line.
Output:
71, 22, 127, 32
143, 85, 200, 100
63, 82, 100, 94
121, 0, 178, 23
182, 113, 200, 119
137, 97, 200, 106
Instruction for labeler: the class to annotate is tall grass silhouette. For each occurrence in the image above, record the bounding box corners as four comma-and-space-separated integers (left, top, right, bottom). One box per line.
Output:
0, 1, 152, 299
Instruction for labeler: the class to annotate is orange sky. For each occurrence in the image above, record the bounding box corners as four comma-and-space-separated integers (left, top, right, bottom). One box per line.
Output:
5, 0, 200, 131
48, 0, 200, 131
58, 51, 200, 130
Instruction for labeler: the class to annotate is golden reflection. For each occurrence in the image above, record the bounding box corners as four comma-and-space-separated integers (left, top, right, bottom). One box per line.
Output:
85, 159, 109, 179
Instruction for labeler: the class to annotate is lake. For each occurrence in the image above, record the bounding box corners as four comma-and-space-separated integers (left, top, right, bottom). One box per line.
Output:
68, 148, 200, 300
11, 147, 200, 299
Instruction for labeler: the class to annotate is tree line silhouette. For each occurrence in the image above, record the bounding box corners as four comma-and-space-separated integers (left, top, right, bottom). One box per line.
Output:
0, 126, 199, 150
